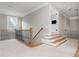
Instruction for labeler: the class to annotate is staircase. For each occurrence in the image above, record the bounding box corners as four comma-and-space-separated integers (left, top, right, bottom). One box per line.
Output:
41, 32, 67, 47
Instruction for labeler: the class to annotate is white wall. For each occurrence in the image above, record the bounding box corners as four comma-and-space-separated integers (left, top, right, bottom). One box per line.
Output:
22, 5, 50, 37
77, 19, 79, 32
22, 17, 30, 30
22, 5, 50, 44
59, 13, 70, 36
70, 19, 77, 31
69, 19, 79, 38
0, 32, 1, 40
59, 13, 79, 38
0, 15, 1, 29
59, 13, 65, 35
0, 14, 7, 29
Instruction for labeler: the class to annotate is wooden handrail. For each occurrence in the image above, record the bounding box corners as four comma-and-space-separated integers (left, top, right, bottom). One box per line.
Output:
32, 27, 43, 40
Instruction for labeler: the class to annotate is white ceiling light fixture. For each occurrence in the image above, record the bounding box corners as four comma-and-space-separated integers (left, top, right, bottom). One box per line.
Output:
8, 5, 13, 8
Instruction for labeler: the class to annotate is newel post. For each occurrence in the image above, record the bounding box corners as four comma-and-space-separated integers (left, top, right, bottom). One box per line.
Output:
29, 27, 33, 48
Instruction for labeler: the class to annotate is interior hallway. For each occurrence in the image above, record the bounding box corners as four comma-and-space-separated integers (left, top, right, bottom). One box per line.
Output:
0, 38, 79, 57
0, 2, 79, 57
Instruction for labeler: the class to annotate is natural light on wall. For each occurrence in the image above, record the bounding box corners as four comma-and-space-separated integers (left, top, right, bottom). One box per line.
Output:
7, 16, 19, 30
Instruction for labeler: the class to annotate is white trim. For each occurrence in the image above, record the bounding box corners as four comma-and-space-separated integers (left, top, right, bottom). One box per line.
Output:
22, 2, 49, 17
50, 3, 69, 20
70, 16, 79, 20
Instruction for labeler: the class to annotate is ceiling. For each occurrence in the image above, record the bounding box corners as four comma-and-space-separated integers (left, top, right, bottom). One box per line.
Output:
0, 2, 79, 18
51, 2, 79, 18
0, 2, 45, 17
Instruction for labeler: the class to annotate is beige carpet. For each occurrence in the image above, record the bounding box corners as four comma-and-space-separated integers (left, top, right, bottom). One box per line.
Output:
0, 38, 79, 57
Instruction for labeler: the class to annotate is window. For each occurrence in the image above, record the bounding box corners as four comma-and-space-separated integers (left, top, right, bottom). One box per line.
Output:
7, 16, 19, 30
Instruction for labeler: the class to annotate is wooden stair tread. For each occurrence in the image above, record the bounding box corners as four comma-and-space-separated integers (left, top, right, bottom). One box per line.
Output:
42, 37, 65, 43
42, 33, 66, 47
49, 35, 62, 40
55, 39, 67, 47
52, 39, 67, 47
42, 39, 67, 47
52, 37, 65, 43
51, 36, 65, 42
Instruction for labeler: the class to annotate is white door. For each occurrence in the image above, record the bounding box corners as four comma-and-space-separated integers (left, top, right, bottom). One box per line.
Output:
51, 24, 57, 32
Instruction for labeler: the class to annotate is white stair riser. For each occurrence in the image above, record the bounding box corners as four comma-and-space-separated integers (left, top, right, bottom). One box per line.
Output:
44, 35, 61, 39
44, 32, 59, 36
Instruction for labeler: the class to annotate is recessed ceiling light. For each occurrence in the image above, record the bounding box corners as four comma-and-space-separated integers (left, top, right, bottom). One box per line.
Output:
68, 8, 72, 11
74, 9, 78, 11
8, 5, 13, 8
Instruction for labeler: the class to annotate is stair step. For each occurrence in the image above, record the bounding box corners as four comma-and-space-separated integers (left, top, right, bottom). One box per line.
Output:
51, 37, 65, 42
52, 37, 65, 43
52, 39, 67, 47
42, 32, 66, 47
42, 39, 67, 47
44, 33, 59, 36
44, 35, 61, 40
41, 37, 64, 43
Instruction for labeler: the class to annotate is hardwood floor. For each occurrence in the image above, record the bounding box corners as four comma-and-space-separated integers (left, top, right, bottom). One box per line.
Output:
74, 46, 79, 57
32, 43, 43, 47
